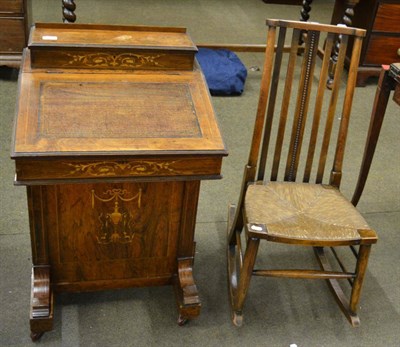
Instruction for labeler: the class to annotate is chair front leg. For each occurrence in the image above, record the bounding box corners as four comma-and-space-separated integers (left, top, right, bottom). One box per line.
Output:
350, 244, 372, 313
232, 236, 260, 326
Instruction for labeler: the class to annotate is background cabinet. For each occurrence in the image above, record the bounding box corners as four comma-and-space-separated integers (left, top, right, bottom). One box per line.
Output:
332, 0, 400, 86
0, 0, 31, 68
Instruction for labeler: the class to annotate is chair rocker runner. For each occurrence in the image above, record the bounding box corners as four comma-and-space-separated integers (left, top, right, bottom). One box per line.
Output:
227, 19, 377, 327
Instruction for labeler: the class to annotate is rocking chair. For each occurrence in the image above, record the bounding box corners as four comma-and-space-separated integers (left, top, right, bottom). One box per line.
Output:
227, 19, 377, 327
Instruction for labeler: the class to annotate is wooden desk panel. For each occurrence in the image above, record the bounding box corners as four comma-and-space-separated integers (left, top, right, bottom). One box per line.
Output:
30, 181, 190, 290
14, 156, 223, 184
0, 0, 31, 68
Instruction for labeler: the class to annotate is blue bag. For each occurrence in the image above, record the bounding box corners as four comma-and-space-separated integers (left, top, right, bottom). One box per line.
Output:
196, 48, 247, 96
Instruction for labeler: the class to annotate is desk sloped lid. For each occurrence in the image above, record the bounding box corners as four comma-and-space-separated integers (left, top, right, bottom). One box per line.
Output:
12, 59, 226, 158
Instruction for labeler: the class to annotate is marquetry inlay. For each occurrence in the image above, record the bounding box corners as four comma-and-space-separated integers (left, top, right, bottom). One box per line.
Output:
64, 160, 180, 177
62, 52, 166, 68
91, 188, 142, 244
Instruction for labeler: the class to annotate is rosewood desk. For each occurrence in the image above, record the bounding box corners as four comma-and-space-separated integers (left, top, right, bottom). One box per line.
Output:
11, 23, 227, 340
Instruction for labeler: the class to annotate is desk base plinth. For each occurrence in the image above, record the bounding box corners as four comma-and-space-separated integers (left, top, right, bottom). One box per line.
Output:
27, 180, 202, 339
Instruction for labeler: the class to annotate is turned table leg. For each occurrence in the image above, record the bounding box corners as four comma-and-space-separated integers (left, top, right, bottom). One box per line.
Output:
298, 0, 313, 45
62, 0, 76, 23
327, 0, 359, 88
300, 0, 313, 22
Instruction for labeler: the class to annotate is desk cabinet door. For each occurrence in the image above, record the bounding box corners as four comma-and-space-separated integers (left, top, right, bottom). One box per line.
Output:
29, 181, 193, 291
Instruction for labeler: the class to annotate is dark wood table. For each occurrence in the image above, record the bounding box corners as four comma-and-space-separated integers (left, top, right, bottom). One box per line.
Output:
352, 63, 400, 205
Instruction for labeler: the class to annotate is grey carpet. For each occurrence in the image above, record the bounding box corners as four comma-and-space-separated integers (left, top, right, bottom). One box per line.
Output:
1, 1, 399, 346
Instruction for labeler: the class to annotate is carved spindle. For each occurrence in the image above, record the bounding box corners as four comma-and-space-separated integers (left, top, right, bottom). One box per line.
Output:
342, 6, 356, 27
287, 31, 318, 181
327, 3, 356, 88
300, 0, 313, 22
299, 0, 313, 45
62, 0, 76, 23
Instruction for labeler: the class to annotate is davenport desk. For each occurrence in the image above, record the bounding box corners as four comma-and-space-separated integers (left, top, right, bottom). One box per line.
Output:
11, 23, 227, 340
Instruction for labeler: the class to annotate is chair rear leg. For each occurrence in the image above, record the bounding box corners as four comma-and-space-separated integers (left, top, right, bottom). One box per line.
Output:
314, 247, 360, 327
227, 204, 244, 246
227, 205, 243, 325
